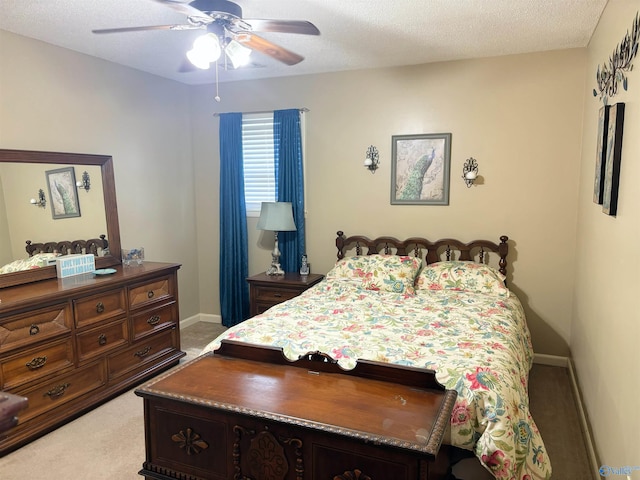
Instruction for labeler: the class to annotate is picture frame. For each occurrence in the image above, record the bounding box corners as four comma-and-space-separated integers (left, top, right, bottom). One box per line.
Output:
593, 105, 610, 205
602, 102, 625, 216
390, 133, 451, 205
46, 167, 81, 219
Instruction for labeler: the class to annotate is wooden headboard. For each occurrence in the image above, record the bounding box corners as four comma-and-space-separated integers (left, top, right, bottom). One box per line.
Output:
25, 234, 109, 257
335, 231, 509, 277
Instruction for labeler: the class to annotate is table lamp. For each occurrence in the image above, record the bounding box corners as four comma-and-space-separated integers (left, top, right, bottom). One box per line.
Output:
257, 202, 297, 275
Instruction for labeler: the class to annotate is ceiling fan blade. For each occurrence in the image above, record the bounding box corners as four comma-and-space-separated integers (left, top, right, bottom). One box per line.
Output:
242, 19, 320, 35
92, 24, 202, 34
234, 33, 304, 66
152, 0, 211, 19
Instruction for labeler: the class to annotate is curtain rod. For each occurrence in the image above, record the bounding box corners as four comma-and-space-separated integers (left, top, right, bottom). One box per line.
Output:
213, 108, 308, 117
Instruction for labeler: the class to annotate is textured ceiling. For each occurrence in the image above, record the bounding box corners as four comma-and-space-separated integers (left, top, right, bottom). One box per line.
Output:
0, 0, 608, 85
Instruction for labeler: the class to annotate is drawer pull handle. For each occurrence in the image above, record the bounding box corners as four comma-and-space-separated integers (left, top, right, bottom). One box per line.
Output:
135, 346, 152, 358
29, 324, 40, 336
96, 302, 105, 314
98, 334, 107, 346
273, 293, 282, 298
26, 356, 47, 370
147, 290, 154, 299
147, 315, 161, 326
44, 383, 70, 399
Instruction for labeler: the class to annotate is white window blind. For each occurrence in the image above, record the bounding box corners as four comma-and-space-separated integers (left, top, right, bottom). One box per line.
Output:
242, 112, 275, 215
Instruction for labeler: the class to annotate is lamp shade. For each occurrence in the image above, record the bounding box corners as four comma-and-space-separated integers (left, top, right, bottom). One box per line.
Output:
257, 202, 296, 232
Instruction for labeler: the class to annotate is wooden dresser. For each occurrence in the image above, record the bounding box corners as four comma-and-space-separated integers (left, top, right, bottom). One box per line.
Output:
137, 340, 456, 480
0, 262, 184, 455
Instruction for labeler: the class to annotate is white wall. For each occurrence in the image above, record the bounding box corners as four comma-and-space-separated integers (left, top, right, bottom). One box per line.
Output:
0, 30, 200, 321
572, 0, 640, 469
190, 49, 587, 356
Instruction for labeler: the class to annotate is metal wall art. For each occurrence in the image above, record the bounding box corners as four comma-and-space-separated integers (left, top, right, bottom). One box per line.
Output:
593, 12, 639, 104
593, 105, 610, 205
601, 103, 625, 216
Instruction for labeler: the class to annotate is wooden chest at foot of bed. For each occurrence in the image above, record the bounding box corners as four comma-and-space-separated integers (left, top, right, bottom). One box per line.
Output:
136, 340, 457, 480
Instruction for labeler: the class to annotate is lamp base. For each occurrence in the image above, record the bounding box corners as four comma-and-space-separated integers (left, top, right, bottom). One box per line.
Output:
266, 233, 285, 276
266, 263, 285, 276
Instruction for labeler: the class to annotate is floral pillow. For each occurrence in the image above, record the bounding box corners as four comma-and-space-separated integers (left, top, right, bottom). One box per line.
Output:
415, 261, 508, 297
0, 253, 59, 274
326, 254, 422, 294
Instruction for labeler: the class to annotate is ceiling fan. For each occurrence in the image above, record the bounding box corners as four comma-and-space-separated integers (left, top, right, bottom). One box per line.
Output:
92, 0, 320, 71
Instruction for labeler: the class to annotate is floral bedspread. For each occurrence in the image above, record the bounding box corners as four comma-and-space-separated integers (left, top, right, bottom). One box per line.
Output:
202, 279, 552, 479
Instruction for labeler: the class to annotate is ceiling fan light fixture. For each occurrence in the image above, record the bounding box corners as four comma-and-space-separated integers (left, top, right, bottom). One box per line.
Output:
187, 33, 222, 69
225, 39, 252, 68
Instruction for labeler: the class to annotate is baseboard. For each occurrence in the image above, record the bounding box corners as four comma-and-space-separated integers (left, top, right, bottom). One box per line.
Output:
567, 358, 601, 480
180, 313, 222, 329
533, 353, 569, 367
532, 353, 600, 479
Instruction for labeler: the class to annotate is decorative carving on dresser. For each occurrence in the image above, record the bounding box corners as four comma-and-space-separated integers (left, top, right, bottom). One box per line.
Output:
334, 469, 373, 480
233, 425, 304, 480
171, 427, 209, 455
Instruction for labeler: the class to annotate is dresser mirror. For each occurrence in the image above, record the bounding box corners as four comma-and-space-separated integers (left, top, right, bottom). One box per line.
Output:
0, 149, 122, 289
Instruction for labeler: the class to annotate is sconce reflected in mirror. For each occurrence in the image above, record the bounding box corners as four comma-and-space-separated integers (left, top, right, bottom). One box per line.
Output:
76, 171, 90, 192
30, 189, 46, 208
462, 157, 479, 187
364, 145, 379, 173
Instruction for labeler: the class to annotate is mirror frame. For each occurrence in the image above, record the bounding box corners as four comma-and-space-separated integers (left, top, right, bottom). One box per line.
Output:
0, 149, 122, 289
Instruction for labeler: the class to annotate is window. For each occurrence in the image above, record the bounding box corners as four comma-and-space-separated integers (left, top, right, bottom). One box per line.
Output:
242, 112, 275, 215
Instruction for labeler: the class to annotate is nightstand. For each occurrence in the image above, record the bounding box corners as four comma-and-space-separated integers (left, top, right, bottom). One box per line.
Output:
247, 272, 324, 316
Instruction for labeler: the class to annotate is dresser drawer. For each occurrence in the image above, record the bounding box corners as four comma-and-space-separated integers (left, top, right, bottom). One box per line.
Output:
14, 361, 106, 424
74, 289, 126, 329
131, 302, 177, 341
1, 338, 74, 390
0, 304, 71, 353
128, 277, 174, 310
76, 318, 129, 363
108, 327, 178, 380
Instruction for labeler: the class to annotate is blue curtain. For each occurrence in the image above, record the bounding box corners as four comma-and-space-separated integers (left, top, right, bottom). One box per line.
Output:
274, 109, 305, 273
219, 113, 250, 327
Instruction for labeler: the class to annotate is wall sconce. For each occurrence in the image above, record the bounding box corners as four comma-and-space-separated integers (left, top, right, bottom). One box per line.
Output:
30, 189, 46, 208
76, 171, 90, 192
462, 157, 479, 187
364, 145, 379, 173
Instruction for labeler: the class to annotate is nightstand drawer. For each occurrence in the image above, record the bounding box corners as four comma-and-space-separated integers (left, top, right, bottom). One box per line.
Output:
247, 272, 324, 317
253, 285, 301, 304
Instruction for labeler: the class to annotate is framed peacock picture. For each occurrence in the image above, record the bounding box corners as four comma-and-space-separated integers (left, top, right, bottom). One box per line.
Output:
46, 167, 81, 219
391, 133, 452, 205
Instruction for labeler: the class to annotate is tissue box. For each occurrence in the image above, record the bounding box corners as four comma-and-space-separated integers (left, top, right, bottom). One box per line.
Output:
55, 254, 96, 278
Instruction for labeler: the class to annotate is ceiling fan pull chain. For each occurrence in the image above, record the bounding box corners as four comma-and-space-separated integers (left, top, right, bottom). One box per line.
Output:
214, 60, 221, 102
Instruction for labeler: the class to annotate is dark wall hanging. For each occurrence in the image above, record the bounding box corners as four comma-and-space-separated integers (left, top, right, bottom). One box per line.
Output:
601, 102, 625, 216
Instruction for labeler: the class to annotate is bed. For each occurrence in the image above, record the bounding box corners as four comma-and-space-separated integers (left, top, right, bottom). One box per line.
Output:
0, 235, 108, 274
202, 232, 552, 480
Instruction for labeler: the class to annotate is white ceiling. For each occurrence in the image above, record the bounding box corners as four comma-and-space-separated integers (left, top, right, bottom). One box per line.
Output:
0, 0, 608, 86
